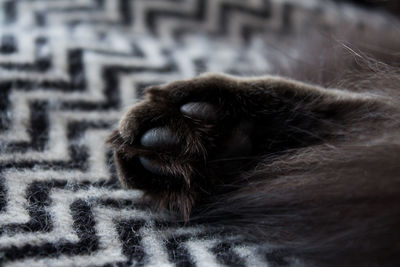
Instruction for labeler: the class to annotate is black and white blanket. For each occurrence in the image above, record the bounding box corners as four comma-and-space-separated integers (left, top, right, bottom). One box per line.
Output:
0, 1, 395, 266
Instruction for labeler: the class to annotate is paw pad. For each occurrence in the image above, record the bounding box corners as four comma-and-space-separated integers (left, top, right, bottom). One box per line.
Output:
138, 102, 219, 177
180, 102, 218, 121
140, 127, 180, 148
139, 156, 167, 176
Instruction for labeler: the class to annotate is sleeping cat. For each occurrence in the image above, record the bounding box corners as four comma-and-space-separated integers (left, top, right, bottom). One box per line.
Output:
107, 17, 400, 266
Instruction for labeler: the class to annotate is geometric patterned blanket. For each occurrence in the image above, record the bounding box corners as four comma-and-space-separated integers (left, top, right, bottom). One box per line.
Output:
0, 0, 395, 266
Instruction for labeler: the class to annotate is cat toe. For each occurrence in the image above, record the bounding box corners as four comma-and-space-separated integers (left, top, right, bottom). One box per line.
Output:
140, 127, 180, 148
180, 102, 218, 121
139, 156, 167, 176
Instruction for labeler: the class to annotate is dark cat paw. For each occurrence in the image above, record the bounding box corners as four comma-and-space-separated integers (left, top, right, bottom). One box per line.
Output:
107, 73, 341, 217
107, 74, 264, 215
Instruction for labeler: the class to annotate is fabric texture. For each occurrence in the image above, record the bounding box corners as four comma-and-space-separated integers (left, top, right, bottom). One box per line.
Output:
0, 0, 395, 266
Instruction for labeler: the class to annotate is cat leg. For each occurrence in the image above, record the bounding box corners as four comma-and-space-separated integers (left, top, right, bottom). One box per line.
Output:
107, 73, 384, 218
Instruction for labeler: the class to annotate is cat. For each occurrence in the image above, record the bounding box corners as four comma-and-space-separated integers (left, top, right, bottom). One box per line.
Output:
107, 15, 400, 267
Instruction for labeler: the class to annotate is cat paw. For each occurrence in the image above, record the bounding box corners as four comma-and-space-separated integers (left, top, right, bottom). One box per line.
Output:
107, 74, 262, 213
107, 73, 328, 217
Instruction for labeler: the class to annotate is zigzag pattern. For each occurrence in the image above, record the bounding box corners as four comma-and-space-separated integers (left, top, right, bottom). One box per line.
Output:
0, 0, 346, 42
0, 0, 392, 266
